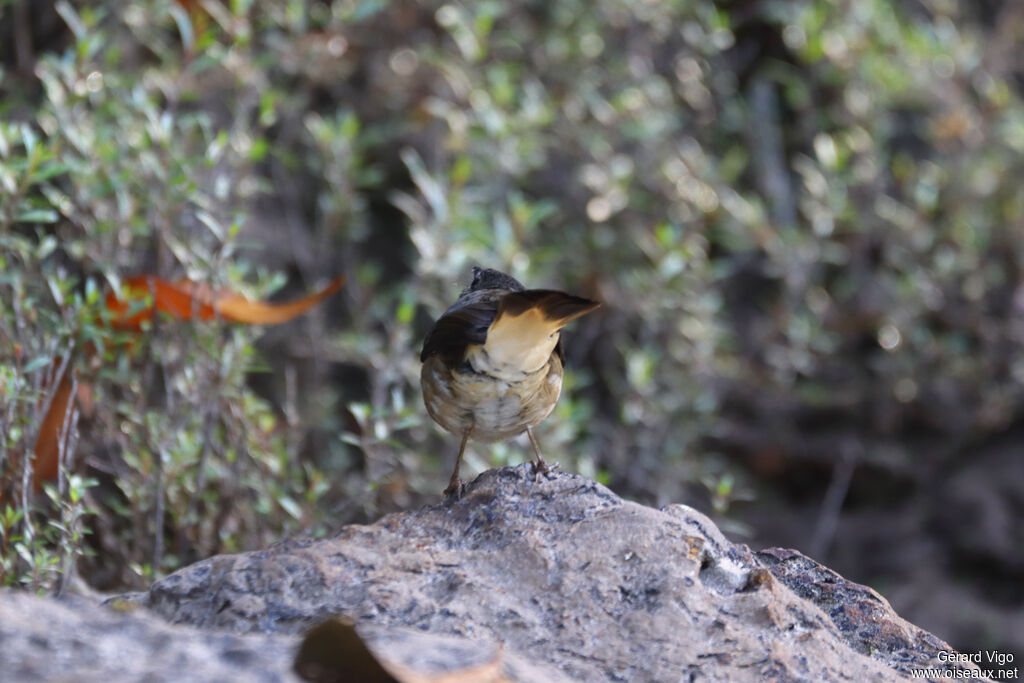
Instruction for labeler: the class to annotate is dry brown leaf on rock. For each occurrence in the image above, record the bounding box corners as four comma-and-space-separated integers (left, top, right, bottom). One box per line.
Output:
294, 617, 509, 683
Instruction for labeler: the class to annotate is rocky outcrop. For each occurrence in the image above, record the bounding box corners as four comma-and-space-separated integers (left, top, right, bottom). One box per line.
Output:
1, 465, 983, 681
0, 590, 295, 682
0, 588, 566, 682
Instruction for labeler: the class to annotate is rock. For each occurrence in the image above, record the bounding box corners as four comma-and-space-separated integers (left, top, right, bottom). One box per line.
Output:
126, 464, 978, 682
755, 548, 966, 671
0, 589, 567, 682
0, 590, 295, 682
293, 616, 572, 682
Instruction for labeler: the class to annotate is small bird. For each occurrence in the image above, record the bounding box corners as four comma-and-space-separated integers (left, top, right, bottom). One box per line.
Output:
420, 267, 600, 495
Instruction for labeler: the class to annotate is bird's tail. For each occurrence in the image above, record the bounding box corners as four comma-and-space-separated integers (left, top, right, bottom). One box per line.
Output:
481, 290, 600, 372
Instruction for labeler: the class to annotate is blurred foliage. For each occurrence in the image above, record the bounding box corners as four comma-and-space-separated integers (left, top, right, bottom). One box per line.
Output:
0, 0, 337, 589
1, 0, 1024, 600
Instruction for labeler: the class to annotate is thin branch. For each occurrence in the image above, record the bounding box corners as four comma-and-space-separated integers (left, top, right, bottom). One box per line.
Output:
809, 441, 859, 561
746, 75, 797, 229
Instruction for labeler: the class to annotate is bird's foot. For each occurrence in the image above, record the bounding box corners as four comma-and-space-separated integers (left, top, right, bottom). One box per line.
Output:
442, 477, 465, 500
530, 460, 560, 479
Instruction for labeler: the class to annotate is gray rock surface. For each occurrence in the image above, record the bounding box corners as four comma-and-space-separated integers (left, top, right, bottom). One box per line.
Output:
0, 588, 566, 682
0, 590, 295, 682
125, 464, 977, 682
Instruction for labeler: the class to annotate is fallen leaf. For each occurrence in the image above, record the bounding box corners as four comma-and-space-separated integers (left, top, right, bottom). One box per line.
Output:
29, 358, 75, 492
294, 617, 400, 683
294, 617, 510, 683
201, 276, 345, 325
13, 275, 344, 492
104, 275, 344, 330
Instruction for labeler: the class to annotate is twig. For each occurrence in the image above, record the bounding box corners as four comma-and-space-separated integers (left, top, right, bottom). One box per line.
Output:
809, 441, 859, 560
153, 451, 164, 576
184, 406, 216, 556
13, 0, 35, 78
746, 75, 797, 229
55, 383, 80, 597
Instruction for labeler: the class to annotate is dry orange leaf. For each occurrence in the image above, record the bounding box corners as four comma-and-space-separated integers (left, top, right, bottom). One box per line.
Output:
294, 617, 507, 683
295, 617, 399, 683
18, 275, 344, 492
104, 275, 345, 331
28, 359, 75, 493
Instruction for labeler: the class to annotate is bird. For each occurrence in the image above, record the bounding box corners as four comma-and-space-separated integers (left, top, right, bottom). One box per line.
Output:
420, 267, 600, 496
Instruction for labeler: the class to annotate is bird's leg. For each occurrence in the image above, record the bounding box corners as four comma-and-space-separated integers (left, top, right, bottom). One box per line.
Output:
443, 428, 472, 497
526, 426, 557, 476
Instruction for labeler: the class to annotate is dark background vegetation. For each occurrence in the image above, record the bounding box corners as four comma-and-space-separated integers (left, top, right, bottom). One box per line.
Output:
2, 0, 1022, 669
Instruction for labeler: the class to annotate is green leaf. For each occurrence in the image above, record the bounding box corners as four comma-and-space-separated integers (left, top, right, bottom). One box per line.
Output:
16, 208, 58, 224
38, 235, 58, 259
31, 161, 70, 183
23, 355, 55, 374
396, 291, 415, 325
352, 0, 387, 21
169, 3, 195, 53
249, 137, 269, 161
278, 496, 303, 520
20, 123, 38, 155
340, 112, 360, 140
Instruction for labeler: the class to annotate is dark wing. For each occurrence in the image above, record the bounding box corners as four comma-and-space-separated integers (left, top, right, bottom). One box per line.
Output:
419, 299, 499, 366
